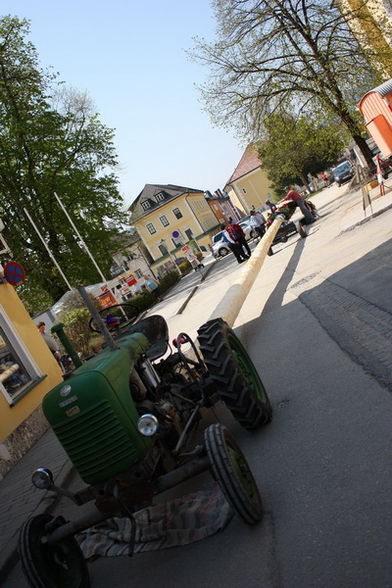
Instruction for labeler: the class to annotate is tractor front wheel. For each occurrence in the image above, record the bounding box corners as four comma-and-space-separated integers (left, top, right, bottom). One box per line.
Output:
197, 318, 272, 429
19, 514, 90, 588
205, 424, 263, 524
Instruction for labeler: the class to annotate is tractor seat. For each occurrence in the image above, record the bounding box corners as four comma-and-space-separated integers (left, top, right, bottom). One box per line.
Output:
118, 315, 169, 361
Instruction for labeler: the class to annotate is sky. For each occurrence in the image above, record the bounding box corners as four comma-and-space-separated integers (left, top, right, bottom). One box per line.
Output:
2, 0, 246, 208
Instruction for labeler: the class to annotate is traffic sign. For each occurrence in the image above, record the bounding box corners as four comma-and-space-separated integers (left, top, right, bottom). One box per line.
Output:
3, 261, 26, 286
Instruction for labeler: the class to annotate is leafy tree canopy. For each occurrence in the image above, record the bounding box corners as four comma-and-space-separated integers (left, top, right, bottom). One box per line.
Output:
0, 16, 128, 311
191, 0, 382, 168
257, 112, 349, 192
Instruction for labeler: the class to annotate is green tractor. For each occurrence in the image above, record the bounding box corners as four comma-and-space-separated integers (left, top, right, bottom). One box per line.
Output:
19, 297, 272, 587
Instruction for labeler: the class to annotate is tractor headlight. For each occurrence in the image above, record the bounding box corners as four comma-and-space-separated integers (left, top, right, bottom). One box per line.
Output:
32, 467, 54, 490
137, 414, 158, 437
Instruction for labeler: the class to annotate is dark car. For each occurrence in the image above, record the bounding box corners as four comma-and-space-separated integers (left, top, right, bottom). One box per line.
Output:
333, 160, 354, 186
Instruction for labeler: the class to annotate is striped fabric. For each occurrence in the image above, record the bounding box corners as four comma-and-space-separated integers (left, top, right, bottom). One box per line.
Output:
78, 484, 233, 559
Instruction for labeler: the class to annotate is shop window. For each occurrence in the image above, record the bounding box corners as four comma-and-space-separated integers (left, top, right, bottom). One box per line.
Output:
0, 308, 41, 405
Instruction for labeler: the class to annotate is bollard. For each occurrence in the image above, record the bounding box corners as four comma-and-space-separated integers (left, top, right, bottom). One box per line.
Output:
51, 323, 82, 369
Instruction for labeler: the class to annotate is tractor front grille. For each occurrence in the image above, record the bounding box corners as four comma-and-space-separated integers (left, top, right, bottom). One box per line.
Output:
53, 399, 138, 485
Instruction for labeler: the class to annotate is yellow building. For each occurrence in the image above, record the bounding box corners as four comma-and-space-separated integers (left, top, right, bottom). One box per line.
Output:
224, 145, 274, 214
0, 279, 63, 478
128, 184, 220, 275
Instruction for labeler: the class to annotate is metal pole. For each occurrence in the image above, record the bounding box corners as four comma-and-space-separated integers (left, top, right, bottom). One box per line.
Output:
23, 208, 73, 291
77, 286, 119, 351
54, 192, 106, 282
137, 245, 157, 279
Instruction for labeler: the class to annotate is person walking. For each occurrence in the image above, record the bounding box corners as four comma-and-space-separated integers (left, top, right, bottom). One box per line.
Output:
227, 218, 251, 258
37, 322, 64, 370
220, 224, 248, 264
249, 210, 266, 240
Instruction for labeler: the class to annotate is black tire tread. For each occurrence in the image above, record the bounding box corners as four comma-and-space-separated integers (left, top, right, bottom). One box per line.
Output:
19, 513, 90, 588
198, 318, 272, 429
204, 424, 263, 524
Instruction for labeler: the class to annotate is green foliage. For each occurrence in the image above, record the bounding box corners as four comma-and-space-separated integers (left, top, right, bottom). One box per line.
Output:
177, 260, 193, 275
0, 16, 126, 311
130, 291, 156, 312
158, 271, 181, 291
257, 114, 349, 192
191, 0, 378, 167
61, 308, 92, 358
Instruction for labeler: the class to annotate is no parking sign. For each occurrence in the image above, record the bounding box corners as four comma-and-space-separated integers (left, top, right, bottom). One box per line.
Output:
3, 261, 26, 286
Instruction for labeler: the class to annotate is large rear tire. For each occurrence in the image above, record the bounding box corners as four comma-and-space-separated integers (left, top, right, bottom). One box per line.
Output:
19, 514, 90, 588
198, 318, 272, 429
204, 424, 263, 524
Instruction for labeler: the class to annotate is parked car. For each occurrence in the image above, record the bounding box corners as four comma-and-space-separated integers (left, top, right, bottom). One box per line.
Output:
211, 230, 231, 258
332, 160, 354, 186
238, 216, 256, 240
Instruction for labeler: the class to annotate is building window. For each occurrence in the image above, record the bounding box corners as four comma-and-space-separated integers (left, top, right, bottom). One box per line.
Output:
135, 269, 143, 279
185, 228, 193, 240
0, 308, 41, 404
160, 215, 169, 227
146, 223, 156, 235
154, 192, 166, 203
173, 207, 183, 219
141, 201, 151, 210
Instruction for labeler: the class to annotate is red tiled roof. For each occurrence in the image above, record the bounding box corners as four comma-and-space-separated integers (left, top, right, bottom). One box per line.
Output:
225, 145, 261, 187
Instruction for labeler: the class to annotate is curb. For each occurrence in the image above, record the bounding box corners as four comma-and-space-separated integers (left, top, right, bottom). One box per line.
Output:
177, 286, 198, 314
176, 259, 218, 315
340, 202, 392, 234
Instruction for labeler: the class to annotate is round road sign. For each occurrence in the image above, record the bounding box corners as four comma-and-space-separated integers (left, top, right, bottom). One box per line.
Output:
3, 261, 26, 286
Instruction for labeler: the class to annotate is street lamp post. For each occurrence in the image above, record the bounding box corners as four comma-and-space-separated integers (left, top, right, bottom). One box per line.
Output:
160, 239, 182, 277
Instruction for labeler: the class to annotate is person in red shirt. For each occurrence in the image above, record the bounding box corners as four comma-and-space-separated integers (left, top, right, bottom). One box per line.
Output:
284, 188, 315, 224
227, 217, 251, 258
220, 223, 248, 263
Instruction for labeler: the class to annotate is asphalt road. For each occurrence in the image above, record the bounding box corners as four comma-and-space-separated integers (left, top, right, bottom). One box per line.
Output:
6, 183, 392, 588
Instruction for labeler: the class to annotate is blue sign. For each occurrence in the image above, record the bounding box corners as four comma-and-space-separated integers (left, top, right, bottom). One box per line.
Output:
4, 261, 26, 286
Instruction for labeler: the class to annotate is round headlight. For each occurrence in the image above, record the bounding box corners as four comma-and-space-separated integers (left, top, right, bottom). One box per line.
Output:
32, 467, 54, 489
137, 414, 158, 437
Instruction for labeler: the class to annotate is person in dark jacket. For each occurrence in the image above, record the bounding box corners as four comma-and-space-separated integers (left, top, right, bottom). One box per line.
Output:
227, 218, 251, 258
220, 224, 248, 264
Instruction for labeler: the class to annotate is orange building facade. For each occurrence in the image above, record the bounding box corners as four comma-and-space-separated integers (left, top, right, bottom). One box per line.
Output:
358, 79, 392, 157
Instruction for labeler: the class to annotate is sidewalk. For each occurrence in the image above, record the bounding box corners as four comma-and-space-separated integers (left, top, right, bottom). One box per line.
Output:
1, 183, 391, 583
0, 427, 71, 582
333, 177, 392, 233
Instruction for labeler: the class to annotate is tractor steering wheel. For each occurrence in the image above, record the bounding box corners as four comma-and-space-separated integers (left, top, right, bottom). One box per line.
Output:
88, 303, 140, 334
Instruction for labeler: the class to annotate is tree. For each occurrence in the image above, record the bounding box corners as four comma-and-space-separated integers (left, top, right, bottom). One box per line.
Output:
257, 113, 349, 191
0, 16, 127, 309
191, 0, 380, 169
